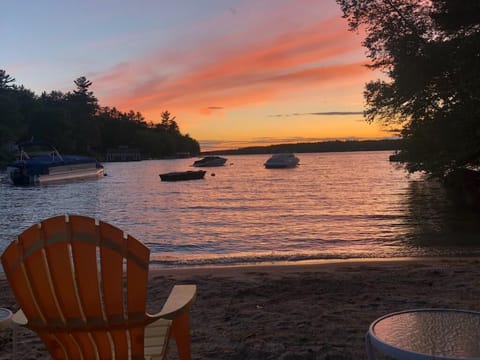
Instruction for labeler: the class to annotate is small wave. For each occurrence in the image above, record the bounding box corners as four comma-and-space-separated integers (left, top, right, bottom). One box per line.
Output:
149, 252, 397, 267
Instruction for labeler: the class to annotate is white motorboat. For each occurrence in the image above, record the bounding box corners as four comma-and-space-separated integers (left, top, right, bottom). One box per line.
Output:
6, 141, 104, 186
192, 156, 227, 167
264, 153, 300, 169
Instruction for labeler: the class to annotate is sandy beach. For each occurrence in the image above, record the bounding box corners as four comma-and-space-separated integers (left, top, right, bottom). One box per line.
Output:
1, 257, 480, 359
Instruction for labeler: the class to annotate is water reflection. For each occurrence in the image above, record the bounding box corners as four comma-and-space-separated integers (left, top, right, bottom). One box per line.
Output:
0, 178, 103, 240
1, 152, 480, 266
403, 176, 480, 251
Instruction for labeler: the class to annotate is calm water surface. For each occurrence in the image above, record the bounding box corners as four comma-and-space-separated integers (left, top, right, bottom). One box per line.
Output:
1, 151, 480, 267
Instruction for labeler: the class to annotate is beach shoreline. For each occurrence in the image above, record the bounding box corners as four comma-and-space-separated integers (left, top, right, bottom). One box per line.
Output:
149, 255, 466, 273
2, 257, 479, 359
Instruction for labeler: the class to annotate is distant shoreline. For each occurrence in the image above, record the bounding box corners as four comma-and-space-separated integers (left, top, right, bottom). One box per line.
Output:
201, 138, 400, 155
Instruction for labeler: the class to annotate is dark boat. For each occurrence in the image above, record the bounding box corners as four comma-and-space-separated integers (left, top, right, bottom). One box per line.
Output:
159, 170, 206, 182
389, 152, 401, 162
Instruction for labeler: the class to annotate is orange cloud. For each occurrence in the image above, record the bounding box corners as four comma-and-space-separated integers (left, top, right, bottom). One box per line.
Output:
93, 13, 367, 122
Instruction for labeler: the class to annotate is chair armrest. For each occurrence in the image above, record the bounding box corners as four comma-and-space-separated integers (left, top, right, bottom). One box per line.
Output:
12, 309, 28, 326
149, 285, 196, 321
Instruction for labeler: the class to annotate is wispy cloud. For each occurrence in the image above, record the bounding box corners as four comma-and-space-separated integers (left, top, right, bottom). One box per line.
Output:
269, 111, 364, 117
93, 9, 367, 121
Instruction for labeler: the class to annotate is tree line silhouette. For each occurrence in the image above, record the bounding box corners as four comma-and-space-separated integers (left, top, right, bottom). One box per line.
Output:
337, 0, 480, 209
203, 139, 401, 156
0, 70, 200, 164
337, 0, 480, 179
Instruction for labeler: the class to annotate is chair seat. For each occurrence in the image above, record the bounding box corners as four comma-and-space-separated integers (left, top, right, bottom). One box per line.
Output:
367, 308, 480, 360
144, 318, 172, 360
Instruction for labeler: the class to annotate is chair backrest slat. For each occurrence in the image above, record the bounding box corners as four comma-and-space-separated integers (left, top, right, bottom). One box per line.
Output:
69, 216, 104, 322
91, 331, 115, 359
129, 327, 145, 357
18, 222, 63, 326
2, 236, 45, 325
99, 221, 126, 322
70, 332, 99, 359
110, 329, 130, 358
52, 332, 82, 358
126, 235, 150, 355
42, 216, 83, 324
38, 333, 68, 359
126, 234, 149, 316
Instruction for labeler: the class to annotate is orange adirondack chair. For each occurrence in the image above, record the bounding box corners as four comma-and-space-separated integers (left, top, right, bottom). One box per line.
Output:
1, 214, 196, 359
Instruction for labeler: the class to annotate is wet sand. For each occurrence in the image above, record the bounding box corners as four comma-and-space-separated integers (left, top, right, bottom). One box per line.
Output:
1, 257, 479, 359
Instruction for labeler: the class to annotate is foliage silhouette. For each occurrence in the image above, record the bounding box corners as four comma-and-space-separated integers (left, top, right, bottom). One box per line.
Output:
0, 71, 200, 164
337, 0, 480, 179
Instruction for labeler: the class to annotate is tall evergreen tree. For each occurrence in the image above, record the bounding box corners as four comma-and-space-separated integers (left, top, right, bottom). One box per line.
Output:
67, 76, 100, 153
158, 110, 180, 134
0, 70, 16, 90
0, 70, 29, 148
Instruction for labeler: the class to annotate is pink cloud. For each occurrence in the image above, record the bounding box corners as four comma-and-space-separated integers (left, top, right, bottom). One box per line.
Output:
92, 5, 366, 122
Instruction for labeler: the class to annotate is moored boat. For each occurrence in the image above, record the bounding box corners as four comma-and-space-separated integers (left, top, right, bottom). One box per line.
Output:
6, 141, 104, 186
389, 152, 401, 162
264, 153, 300, 169
192, 156, 227, 167
159, 170, 206, 181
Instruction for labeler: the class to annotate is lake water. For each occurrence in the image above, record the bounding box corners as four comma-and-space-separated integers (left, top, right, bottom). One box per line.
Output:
1, 151, 480, 267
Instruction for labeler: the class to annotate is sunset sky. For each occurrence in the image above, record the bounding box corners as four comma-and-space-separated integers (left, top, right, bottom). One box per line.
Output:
3, 0, 391, 150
